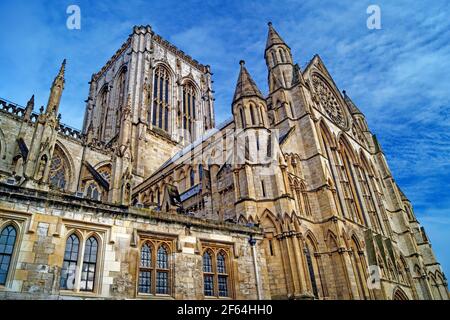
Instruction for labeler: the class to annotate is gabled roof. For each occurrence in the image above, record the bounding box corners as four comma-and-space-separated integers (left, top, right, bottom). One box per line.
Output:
232, 60, 264, 103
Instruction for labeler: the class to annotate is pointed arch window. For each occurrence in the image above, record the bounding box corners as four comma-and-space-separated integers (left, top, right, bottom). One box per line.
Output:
338, 144, 365, 225
49, 148, 69, 191
156, 245, 169, 294
279, 49, 286, 63
217, 252, 229, 297
80, 236, 98, 292
203, 250, 214, 296
304, 244, 318, 298
300, 183, 311, 216
202, 247, 231, 298
271, 51, 277, 65
60, 232, 101, 293
239, 108, 245, 127
138, 239, 172, 296
250, 105, 256, 125
0, 225, 17, 285
60, 234, 80, 290
183, 83, 197, 142
139, 243, 152, 293
151, 66, 170, 132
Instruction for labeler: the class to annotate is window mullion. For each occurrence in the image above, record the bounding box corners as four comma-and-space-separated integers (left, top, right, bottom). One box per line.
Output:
74, 239, 85, 293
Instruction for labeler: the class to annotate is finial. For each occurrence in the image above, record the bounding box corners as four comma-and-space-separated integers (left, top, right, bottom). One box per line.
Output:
57, 113, 62, 121
39, 106, 44, 114
268, 21, 272, 27
239, 60, 245, 66
342, 90, 347, 95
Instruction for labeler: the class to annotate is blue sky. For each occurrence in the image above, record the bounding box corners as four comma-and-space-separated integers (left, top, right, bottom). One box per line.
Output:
0, 1, 449, 276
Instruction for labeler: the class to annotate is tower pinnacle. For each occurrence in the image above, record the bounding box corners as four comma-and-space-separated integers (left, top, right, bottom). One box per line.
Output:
233, 61, 264, 103
46, 59, 66, 115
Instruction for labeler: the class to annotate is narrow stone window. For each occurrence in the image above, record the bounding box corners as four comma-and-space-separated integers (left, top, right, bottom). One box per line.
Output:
203, 250, 214, 296
138, 243, 152, 294
60, 234, 79, 290
0, 225, 17, 285
156, 245, 169, 294
80, 236, 98, 292
151, 66, 171, 132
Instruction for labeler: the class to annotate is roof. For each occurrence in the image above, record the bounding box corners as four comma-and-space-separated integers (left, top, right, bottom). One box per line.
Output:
232, 60, 264, 103
265, 22, 289, 51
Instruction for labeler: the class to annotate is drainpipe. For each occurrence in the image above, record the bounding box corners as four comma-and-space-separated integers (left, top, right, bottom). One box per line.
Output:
249, 234, 262, 300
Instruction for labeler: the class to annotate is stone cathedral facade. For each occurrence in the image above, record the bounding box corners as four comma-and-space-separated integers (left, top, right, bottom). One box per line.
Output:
0, 23, 447, 300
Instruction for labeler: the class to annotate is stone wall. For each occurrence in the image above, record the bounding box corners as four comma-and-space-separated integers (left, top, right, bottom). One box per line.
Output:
0, 183, 268, 300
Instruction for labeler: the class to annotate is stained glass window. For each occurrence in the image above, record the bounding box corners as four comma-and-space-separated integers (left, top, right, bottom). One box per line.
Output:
60, 234, 79, 290
49, 151, 67, 190
0, 225, 17, 285
80, 237, 98, 292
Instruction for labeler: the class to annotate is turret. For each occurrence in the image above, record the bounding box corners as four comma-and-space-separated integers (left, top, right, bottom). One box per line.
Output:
232, 60, 269, 130
264, 22, 294, 92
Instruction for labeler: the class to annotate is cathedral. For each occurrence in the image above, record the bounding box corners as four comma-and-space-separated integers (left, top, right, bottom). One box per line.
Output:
0, 23, 447, 300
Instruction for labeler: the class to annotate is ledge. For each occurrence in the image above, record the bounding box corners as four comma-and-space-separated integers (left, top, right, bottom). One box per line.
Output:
0, 182, 261, 236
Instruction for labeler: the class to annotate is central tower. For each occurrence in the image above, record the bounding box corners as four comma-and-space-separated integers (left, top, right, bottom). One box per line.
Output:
81, 25, 215, 203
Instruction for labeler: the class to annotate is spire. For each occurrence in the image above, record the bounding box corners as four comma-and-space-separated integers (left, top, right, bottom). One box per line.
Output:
265, 22, 289, 51
233, 60, 264, 103
342, 90, 363, 115
24, 94, 35, 121
46, 59, 66, 115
